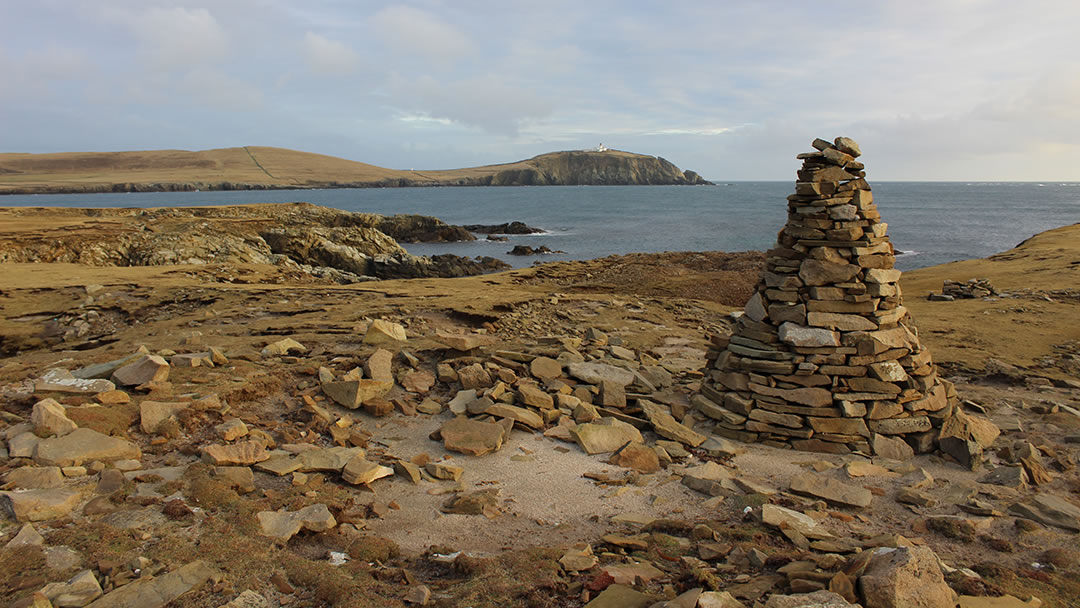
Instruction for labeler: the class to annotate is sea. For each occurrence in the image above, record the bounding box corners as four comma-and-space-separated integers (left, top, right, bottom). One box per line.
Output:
2, 182, 1078, 271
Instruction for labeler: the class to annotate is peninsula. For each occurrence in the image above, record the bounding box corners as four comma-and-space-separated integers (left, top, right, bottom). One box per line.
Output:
0, 147, 711, 195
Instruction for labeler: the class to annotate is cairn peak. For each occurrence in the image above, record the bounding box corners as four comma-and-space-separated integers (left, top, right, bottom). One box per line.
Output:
694, 137, 964, 459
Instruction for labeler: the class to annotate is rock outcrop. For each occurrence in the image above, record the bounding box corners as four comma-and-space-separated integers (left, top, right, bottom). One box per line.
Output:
0, 203, 508, 281
483, 150, 710, 186
693, 138, 991, 461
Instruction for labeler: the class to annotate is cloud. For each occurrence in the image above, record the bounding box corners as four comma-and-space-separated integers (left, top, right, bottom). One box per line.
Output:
302, 31, 360, 75
0, 45, 96, 101
370, 5, 472, 63
113, 7, 228, 70
389, 75, 553, 136
181, 68, 263, 111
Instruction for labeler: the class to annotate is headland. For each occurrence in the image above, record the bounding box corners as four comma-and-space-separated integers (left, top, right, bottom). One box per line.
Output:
0, 147, 711, 195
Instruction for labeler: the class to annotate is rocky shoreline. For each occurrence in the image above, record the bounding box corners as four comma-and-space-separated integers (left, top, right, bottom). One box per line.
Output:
0, 203, 508, 283
0, 149, 1078, 608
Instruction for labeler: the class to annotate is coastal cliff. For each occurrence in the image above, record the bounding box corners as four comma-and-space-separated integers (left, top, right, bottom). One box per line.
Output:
481, 150, 709, 186
0, 146, 710, 194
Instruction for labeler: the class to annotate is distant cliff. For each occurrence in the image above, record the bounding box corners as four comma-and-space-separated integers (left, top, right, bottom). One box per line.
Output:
0, 146, 711, 194
480, 150, 711, 186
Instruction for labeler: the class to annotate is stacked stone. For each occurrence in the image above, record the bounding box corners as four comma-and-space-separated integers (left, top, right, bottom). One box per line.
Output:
694, 137, 958, 456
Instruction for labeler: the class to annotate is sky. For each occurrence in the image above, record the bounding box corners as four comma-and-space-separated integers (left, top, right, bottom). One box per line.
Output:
2, 0, 1079, 180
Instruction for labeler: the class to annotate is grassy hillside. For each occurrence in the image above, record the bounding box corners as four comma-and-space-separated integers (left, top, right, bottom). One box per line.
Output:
0, 146, 705, 194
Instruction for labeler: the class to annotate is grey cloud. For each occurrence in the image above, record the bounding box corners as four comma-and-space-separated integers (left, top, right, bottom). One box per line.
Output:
390, 75, 554, 136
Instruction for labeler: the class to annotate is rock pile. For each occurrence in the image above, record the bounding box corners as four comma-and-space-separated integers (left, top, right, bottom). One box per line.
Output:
930, 278, 998, 301
694, 138, 974, 458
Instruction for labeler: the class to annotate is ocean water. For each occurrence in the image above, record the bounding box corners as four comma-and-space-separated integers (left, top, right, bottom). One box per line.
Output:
2, 182, 1078, 271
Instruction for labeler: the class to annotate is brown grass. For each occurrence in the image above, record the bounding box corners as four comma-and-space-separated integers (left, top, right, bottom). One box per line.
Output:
0, 146, 654, 192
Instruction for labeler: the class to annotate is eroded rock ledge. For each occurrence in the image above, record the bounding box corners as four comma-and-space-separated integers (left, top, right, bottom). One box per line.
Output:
0, 203, 507, 281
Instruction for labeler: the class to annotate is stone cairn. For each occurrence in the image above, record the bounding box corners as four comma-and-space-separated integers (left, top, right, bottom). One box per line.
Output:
694, 137, 960, 458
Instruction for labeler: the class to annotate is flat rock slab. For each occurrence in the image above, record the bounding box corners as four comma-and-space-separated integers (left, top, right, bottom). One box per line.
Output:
257, 504, 337, 541
434, 332, 493, 351
202, 441, 269, 466
298, 447, 365, 472
322, 379, 393, 409
640, 400, 706, 447
761, 504, 833, 540
779, 322, 840, 348
102, 507, 168, 530
3, 465, 65, 489
764, 590, 854, 607
32, 398, 79, 437
1009, 493, 1080, 531
441, 489, 501, 517
140, 401, 189, 434
871, 434, 914, 461
790, 472, 872, 508
487, 403, 544, 429
85, 560, 217, 608
859, 546, 956, 608
957, 595, 1042, 608
111, 355, 170, 386
36, 368, 116, 394
440, 417, 507, 456
33, 428, 141, 467
566, 362, 636, 387
260, 338, 306, 356
72, 349, 148, 380
570, 417, 643, 455
1, 488, 82, 521
697, 591, 750, 607
583, 584, 654, 608
363, 319, 407, 344
342, 457, 394, 485
599, 562, 665, 585
40, 569, 103, 607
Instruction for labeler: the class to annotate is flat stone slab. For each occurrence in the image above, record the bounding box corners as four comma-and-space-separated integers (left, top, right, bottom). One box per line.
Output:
583, 584, 654, 608
640, 400, 706, 447
84, 560, 217, 607
1009, 493, 1080, 531
440, 417, 507, 456
257, 504, 337, 541
1, 488, 82, 522
764, 590, 855, 607
570, 417, 643, 455
761, 504, 834, 540
3, 465, 65, 489
111, 355, 170, 386
298, 447, 365, 472
140, 401, 189, 434
36, 368, 116, 394
790, 472, 873, 508
201, 441, 269, 466
566, 362, 636, 387
322, 379, 393, 409
486, 403, 544, 429
779, 322, 840, 347
342, 457, 394, 485
434, 332, 494, 351
39, 569, 103, 607
33, 428, 141, 467
32, 398, 79, 437
363, 319, 407, 344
